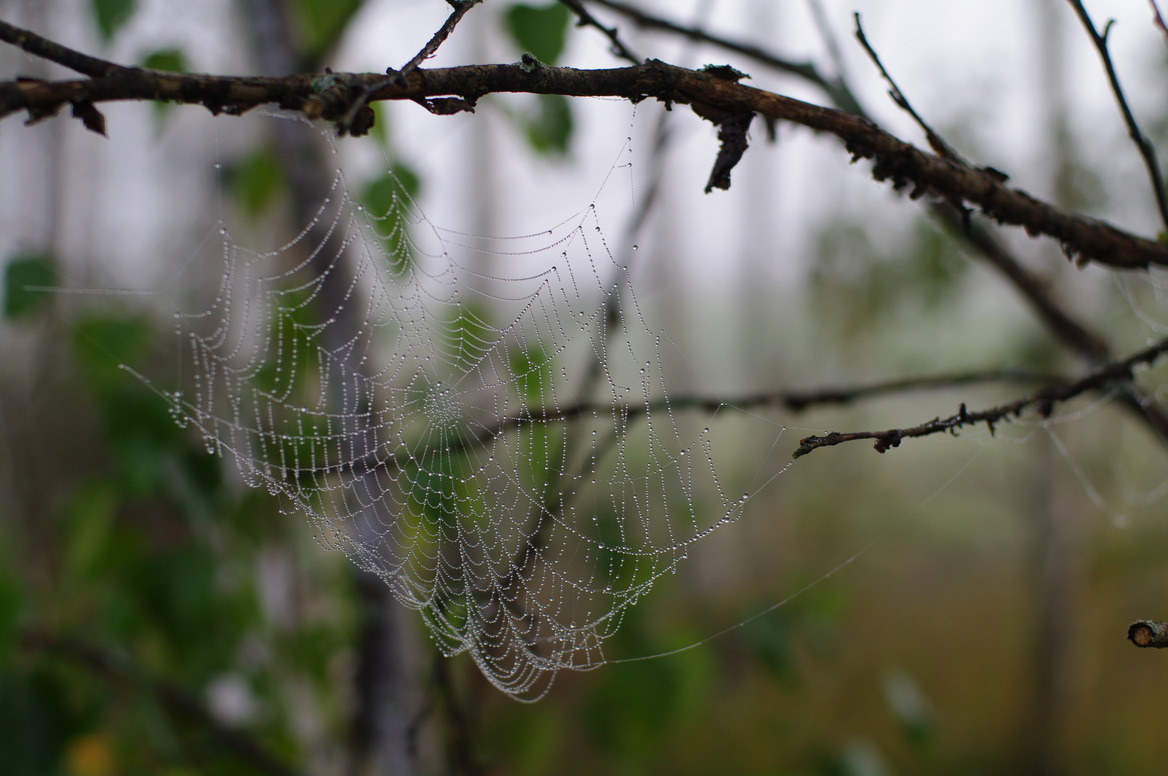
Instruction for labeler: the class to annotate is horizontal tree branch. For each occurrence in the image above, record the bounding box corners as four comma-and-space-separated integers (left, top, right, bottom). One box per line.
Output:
274, 368, 1057, 479
3, 21, 1168, 272
580, 0, 864, 113
793, 335, 1168, 457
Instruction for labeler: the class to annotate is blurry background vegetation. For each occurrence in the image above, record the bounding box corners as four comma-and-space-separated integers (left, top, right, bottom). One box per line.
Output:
3, 0, 1168, 774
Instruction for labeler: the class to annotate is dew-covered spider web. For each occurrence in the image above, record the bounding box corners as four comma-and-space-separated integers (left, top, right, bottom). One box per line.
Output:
138, 140, 765, 700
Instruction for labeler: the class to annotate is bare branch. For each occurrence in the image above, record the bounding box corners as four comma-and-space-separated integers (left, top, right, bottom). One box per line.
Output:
1129, 620, 1168, 647
555, 12, 1120, 369
1067, 0, 1168, 232
397, 0, 483, 81
1152, 0, 1168, 54
4, 34, 1168, 271
794, 336, 1168, 457
853, 13, 964, 164
931, 208, 1110, 360
558, 0, 641, 64
581, 0, 863, 114
337, 0, 484, 133
0, 18, 127, 78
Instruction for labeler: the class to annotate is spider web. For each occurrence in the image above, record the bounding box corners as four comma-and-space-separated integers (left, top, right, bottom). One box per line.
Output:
146, 146, 755, 700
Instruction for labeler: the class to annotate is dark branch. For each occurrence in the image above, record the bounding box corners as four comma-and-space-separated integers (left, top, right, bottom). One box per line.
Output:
1152, 0, 1168, 53
0, 18, 127, 78
19, 628, 304, 776
794, 336, 1168, 457
854, 13, 963, 164
558, 10, 1118, 368
339, 0, 483, 132
559, 0, 641, 64
582, 0, 863, 114
1067, 0, 1168, 232
399, 0, 483, 81
3, 36, 1168, 270
932, 207, 1110, 360
1129, 620, 1168, 647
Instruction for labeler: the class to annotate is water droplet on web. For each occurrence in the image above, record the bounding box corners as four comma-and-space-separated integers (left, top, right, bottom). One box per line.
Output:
631, 244, 638, 251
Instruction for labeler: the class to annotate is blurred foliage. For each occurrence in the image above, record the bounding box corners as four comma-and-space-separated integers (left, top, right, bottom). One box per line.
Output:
222, 149, 288, 217
359, 164, 421, 271
8, 2, 1168, 775
90, 0, 135, 43
503, 3, 575, 157
3, 252, 55, 320
140, 49, 187, 73
808, 219, 968, 341
139, 49, 189, 127
2, 309, 358, 772
524, 95, 574, 157
291, 0, 365, 68
504, 3, 572, 65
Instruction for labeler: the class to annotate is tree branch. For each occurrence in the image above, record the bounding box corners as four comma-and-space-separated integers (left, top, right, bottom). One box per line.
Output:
580, 0, 863, 114
793, 336, 1168, 457
336, 0, 483, 133
559, 0, 641, 65
1067, 0, 1168, 232
853, 13, 964, 164
325, 368, 1062, 479
3, 27, 1168, 272
0, 18, 127, 78
1129, 620, 1168, 647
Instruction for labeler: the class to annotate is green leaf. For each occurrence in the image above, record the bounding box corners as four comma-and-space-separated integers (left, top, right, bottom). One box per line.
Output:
3, 252, 56, 320
293, 0, 365, 64
61, 481, 118, 582
91, 0, 136, 43
222, 149, 286, 216
140, 48, 187, 73
139, 50, 188, 127
0, 669, 71, 776
71, 314, 152, 396
0, 570, 22, 667
360, 166, 421, 272
510, 342, 552, 404
447, 303, 494, 371
525, 94, 574, 157
504, 3, 572, 65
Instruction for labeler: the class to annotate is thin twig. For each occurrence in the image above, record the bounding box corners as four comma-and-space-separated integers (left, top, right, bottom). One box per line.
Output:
561, 7, 1120, 366
1151, 0, 1168, 54
398, 0, 484, 82
793, 335, 1168, 457
853, 12, 962, 163
581, 0, 863, 114
931, 207, 1110, 360
1067, 0, 1168, 232
806, 0, 849, 87
0, 19, 127, 78
339, 0, 484, 133
319, 368, 1062, 479
558, 0, 641, 64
